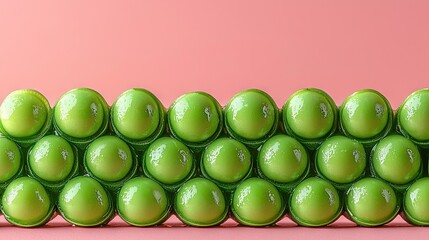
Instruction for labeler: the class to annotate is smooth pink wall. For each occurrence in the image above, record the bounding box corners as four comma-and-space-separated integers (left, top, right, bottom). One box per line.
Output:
1, 1, 428, 107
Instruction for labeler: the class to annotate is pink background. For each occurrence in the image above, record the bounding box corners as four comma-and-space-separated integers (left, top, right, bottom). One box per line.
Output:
1, 0, 429, 239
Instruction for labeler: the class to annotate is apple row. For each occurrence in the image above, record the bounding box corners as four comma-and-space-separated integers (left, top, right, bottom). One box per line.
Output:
0, 88, 428, 151
2, 172, 429, 227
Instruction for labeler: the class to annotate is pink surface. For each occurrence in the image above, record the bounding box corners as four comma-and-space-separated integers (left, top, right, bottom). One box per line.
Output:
1, 0, 429, 239
0, 214, 428, 240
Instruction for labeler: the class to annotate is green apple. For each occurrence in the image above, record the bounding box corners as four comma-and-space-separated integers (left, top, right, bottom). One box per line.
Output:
289, 177, 342, 226
143, 137, 194, 186
117, 177, 170, 226
202, 137, 251, 184
54, 88, 107, 139
397, 89, 429, 142
283, 88, 336, 139
371, 135, 421, 185
169, 92, 222, 143
111, 88, 163, 140
225, 89, 278, 142
28, 135, 75, 183
84, 136, 133, 182
58, 176, 113, 226
174, 178, 227, 227
232, 178, 284, 226
316, 135, 366, 184
0, 137, 21, 183
1, 177, 54, 227
346, 178, 399, 226
340, 90, 391, 139
258, 134, 308, 183
0, 89, 50, 138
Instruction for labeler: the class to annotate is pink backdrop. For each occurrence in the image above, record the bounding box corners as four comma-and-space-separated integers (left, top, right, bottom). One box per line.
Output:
1, 1, 429, 239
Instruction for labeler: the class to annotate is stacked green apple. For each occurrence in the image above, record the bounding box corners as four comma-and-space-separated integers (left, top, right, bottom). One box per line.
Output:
0, 87, 428, 228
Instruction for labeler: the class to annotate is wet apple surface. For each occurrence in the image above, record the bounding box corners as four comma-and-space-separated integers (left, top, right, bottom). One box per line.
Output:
201, 137, 252, 185
257, 134, 308, 184
58, 176, 113, 227
345, 178, 399, 226
53, 88, 108, 141
340, 90, 392, 141
0, 137, 21, 184
403, 178, 429, 225
111, 88, 164, 141
174, 178, 228, 227
371, 135, 421, 186
117, 177, 170, 226
84, 135, 134, 183
316, 135, 366, 185
283, 88, 336, 140
143, 137, 194, 187
28, 135, 76, 183
0, 90, 51, 141
289, 177, 342, 227
224, 89, 278, 144
168, 92, 222, 145
397, 89, 429, 144
1, 177, 54, 227
231, 178, 285, 226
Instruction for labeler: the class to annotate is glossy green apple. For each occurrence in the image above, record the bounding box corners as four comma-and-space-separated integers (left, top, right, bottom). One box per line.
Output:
143, 137, 194, 187
202, 138, 251, 185
84, 136, 134, 182
0, 89, 50, 139
283, 88, 336, 139
58, 176, 113, 227
54, 88, 108, 139
174, 178, 228, 227
316, 135, 366, 184
371, 135, 421, 185
117, 177, 170, 226
225, 89, 278, 143
397, 89, 429, 143
346, 178, 399, 226
28, 135, 76, 183
111, 88, 163, 141
1, 177, 54, 227
232, 178, 284, 226
403, 178, 429, 225
289, 177, 342, 227
0, 137, 21, 183
257, 134, 308, 183
340, 90, 391, 140
168, 92, 222, 144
